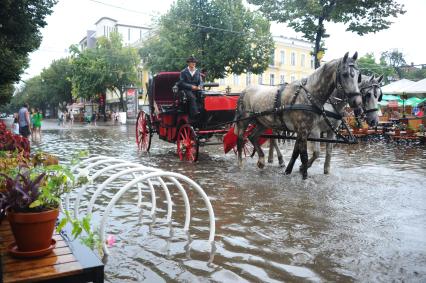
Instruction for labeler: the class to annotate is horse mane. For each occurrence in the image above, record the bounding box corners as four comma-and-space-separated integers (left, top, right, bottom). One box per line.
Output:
303, 58, 341, 105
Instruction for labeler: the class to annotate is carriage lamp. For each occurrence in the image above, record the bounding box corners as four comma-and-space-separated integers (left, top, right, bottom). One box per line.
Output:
172, 84, 179, 95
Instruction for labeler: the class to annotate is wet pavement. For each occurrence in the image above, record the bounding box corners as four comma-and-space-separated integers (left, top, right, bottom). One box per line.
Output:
25, 120, 426, 282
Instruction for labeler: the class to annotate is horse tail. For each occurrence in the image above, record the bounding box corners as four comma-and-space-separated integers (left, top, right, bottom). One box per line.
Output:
234, 90, 246, 135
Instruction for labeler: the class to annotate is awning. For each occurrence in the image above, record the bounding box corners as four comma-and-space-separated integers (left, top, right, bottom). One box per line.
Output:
401, 78, 426, 96
381, 79, 415, 95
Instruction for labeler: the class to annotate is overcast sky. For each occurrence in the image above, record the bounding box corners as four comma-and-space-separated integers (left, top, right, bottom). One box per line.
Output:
23, 0, 425, 81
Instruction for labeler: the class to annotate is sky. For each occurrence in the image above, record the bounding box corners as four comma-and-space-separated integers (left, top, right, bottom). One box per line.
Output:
22, 0, 425, 81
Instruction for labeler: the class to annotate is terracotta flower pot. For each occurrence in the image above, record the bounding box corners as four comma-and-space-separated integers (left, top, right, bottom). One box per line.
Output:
7, 209, 59, 252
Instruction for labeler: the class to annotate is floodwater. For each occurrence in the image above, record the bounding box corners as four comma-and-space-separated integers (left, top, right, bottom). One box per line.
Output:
30, 120, 425, 282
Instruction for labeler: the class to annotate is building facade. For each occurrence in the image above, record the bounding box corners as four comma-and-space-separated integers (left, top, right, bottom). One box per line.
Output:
79, 17, 151, 50
216, 36, 314, 92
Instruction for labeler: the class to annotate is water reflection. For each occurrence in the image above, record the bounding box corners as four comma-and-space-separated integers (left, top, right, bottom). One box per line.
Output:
32, 122, 426, 282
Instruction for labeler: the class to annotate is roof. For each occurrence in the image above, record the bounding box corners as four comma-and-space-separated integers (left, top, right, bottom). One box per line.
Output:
95, 17, 117, 25
116, 23, 151, 30
402, 78, 426, 95
381, 79, 415, 95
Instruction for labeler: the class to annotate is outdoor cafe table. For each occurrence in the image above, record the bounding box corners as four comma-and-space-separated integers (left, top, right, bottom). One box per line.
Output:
0, 219, 104, 283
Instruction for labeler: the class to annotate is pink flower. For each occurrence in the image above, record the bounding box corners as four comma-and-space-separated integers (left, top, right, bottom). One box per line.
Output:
106, 235, 116, 247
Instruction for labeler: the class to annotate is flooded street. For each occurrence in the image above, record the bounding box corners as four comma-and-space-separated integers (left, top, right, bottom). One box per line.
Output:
32, 121, 426, 282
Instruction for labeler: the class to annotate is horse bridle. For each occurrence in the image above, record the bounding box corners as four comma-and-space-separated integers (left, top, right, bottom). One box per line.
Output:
335, 61, 361, 101
360, 82, 382, 114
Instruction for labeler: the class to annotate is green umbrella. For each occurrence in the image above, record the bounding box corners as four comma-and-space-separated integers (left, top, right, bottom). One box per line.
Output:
405, 97, 426, 106
382, 94, 400, 101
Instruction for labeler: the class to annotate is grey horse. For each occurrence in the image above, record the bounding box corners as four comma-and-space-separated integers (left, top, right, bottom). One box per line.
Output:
235, 52, 362, 179
267, 74, 383, 174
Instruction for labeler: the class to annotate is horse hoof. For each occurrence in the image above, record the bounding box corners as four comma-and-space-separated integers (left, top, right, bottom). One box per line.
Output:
302, 174, 308, 180
284, 170, 291, 175
257, 161, 265, 169
278, 158, 284, 166
279, 163, 285, 168
324, 170, 329, 175
267, 159, 273, 164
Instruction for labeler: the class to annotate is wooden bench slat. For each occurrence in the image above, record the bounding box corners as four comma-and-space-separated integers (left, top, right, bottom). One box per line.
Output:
3, 261, 83, 283
4, 254, 77, 273
1, 217, 103, 283
3, 246, 73, 264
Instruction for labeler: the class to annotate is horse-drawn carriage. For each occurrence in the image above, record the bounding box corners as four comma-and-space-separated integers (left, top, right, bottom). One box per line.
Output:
136, 53, 382, 179
136, 72, 239, 161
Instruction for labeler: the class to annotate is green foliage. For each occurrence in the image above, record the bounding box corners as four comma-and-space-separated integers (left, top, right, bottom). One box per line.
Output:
402, 67, 426, 81
70, 32, 141, 110
56, 210, 103, 256
139, 0, 274, 81
0, 0, 57, 102
0, 84, 15, 105
380, 50, 406, 78
6, 58, 73, 114
248, 0, 406, 68
358, 53, 395, 84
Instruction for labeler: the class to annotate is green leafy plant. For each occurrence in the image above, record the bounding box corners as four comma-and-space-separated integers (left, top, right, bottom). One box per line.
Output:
57, 210, 103, 256
0, 164, 75, 217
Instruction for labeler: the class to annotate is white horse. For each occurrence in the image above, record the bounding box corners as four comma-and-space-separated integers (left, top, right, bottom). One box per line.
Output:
235, 52, 362, 179
266, 74, 383, 174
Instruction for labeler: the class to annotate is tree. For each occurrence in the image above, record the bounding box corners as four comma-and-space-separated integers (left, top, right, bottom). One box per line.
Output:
139, 0, 274, 81
0, 84, 15, 105
70, 32, 141, 111
40, 58, 73, 113
69, 45, 106, 104
0, 0, 57, 103
97, 33, 141, 111
380, 50, 406, 79
358, 53, 395, 84
248, 0, 406, 68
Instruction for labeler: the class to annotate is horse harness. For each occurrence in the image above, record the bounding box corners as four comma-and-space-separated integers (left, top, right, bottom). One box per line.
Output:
360, 82, 382, 114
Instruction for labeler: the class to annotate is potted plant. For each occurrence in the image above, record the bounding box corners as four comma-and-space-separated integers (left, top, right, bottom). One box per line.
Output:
0, 164, 74, 257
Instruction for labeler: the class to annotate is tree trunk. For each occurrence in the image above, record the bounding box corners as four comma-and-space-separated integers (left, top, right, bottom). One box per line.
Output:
119, 91, 126, 112
314, 17, 324, 69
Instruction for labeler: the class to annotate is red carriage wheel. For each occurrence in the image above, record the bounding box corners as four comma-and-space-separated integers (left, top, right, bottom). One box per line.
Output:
177, 124, 199, 162
232, 138, 255, 157
136, 111, 152, 152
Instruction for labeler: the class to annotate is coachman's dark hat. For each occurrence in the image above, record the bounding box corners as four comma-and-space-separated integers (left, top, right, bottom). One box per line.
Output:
186, 55, 198, 63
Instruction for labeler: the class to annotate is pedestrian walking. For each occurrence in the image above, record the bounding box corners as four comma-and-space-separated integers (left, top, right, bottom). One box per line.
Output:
91, 112, 97, 126
32, 108, 43, 141
12, 114, 19, 135
69, 111, 74, 126
18, 103, 31, 138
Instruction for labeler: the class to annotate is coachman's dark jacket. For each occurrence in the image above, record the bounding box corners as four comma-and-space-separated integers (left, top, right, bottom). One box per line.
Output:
178, 68, 202, 91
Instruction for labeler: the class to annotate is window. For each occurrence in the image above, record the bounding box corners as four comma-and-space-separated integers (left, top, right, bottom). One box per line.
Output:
128, 28, 131, 41
103, 26, 106, 36
233, 74, 239, 86
301, 54, 305, 67
280, 51, 285, 65
246, 72, 252, 86
291, 52, 296, 66
258, 74, 263, 85
270, 74, 275, 86
269, 50, 275, 66
291, 75, 296, 82
280, 74, 285, 84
